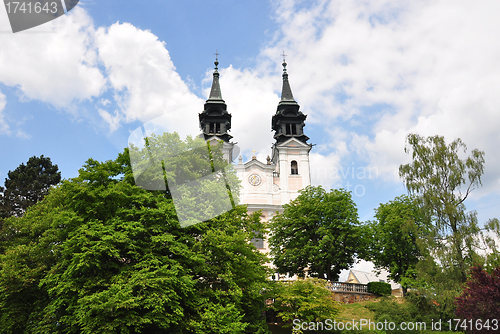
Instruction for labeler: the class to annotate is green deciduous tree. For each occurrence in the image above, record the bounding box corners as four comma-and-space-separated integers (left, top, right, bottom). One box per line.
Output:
0, 135, 270, 334
0, 155, 61, 218
399, 134, 485, 283
272, 278, 340, 327
482, 218, 500, 271
269, 186, 363, 281
368, 195, 430, 296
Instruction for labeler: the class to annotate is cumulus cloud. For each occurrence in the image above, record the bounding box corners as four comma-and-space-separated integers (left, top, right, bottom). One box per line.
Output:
209, 65, 281, 160
94, 22, 203, 136
0, 7, 204, 137
0, 7, 106, 107
254, 0, 500, 198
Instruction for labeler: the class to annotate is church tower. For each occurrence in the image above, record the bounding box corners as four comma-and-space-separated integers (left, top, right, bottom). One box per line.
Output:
197, 55, 312, 276
199, 57, 235, 162
271, 58, 312, 203
233, 57, 312, 232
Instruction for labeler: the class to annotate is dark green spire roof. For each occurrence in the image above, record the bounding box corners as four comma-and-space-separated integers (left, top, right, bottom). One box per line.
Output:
280, 60, 297, 104
208, 59, 224, 101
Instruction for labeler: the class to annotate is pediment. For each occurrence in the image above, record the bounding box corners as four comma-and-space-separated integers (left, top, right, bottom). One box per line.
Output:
243, 158, 276, 171
276, 137, 312, 149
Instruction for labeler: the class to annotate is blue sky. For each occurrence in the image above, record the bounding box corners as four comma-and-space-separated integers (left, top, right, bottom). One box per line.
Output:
1, 0, 499, 236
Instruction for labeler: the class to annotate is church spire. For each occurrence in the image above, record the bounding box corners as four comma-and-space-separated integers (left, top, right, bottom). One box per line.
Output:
272, 54, 309, 145
199, 52, 232, 142
280, 53, 296, 103
208, 51, 223, 101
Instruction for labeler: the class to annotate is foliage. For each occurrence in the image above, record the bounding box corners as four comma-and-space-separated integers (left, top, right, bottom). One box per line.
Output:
269, 186, 363, 281
368, 195, 430, 295
399, 134, 485, 283
0, 135, 270, 334
128, 132, 241, 227
482, 218, 500, 271
0, 155, 61, 219
401, 256, 464, 321
271, 278, 340, 326
367, 282, 392, 296
366, 293, 441, 334
455, 265, 500, 332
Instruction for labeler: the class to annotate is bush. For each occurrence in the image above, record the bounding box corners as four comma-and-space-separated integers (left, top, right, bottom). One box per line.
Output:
367, 281, 392, 296
271, 278, 340, 327
455, 265, 500, 333
366, 292, 441, 334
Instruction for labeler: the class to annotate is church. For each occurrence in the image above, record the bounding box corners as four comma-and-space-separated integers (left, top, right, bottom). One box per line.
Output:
198, 56, 312, 257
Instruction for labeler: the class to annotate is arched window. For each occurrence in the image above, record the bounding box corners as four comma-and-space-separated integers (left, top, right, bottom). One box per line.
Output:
291, 160, 298, 175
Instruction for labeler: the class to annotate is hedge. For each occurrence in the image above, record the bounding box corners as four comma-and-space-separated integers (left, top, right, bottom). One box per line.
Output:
367, 281, 392, 296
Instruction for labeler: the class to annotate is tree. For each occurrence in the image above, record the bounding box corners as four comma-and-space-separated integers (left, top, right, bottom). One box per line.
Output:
272, 278, 340, 329
368, 195, 430, 296
269, 186, 363, 281
0, 134, 270, 334
399, 134, 485, 283
0, 155, 61, 218
455, 265, 500, 333
482, 218, 500, 271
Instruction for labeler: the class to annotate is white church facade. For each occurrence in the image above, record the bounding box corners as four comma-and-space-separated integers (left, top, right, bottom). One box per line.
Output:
198, 57, 312, 258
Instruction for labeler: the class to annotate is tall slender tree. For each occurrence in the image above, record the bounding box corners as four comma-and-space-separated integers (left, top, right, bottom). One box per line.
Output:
399, 134, 485, 283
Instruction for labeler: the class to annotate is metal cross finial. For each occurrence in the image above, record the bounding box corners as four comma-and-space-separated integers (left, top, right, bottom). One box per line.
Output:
282, 51, 288, 74
214, 50, 220, 69
251, 149, 257, 159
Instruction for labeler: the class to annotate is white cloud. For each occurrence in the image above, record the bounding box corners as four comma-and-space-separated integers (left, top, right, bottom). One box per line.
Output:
0, 7, 106, 107
94, 22, 203, 136
0, 91, 9, 135
212, 65, 280, 159
258, 0, 500, 198
0, 7, 204, 137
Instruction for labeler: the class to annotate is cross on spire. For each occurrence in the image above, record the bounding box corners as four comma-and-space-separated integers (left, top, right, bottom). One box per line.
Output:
214, 50, 220, 69
281, 50, 288, 74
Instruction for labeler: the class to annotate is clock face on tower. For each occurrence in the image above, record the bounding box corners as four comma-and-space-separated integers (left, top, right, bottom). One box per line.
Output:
248, 174, 262, 186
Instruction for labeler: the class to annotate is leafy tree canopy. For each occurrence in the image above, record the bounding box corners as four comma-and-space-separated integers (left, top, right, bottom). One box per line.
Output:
271, 278, 340, 327
399, 134, 485, 283
0, 155, 61, 219
269, 186, 363, 281
0, 134, 270, 334
368, 195, 430, 295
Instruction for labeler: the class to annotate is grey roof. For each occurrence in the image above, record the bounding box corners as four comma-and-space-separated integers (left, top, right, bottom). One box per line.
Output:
280, 62, 296, 103
348, 269, 401, 290
208, 61, 223, 101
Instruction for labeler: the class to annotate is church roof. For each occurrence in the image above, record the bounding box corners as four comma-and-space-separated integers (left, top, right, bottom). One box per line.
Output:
280, 60, 296, 104
207, 58, 224, 102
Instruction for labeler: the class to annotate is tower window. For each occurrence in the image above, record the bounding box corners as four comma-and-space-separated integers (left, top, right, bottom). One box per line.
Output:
208, 123, 222, 134
291, 160, 298, 175
285, 123, 297, 135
